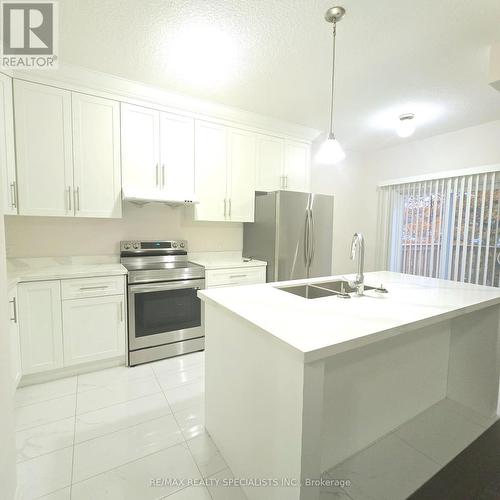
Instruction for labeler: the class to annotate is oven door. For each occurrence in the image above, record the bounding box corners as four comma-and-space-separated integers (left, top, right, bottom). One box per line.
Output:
128, 279, 205, 351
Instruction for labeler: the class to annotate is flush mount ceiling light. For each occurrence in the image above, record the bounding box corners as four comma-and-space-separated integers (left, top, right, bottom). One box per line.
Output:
316, 6, 346, 165
396, 113, 416, 138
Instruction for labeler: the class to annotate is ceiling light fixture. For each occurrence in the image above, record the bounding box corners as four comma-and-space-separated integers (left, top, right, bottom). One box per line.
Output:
396, 113, 416, 138
316, 6, 346, 165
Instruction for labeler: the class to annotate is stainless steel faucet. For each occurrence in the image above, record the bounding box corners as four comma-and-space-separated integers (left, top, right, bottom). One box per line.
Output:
350, 233, 365, 295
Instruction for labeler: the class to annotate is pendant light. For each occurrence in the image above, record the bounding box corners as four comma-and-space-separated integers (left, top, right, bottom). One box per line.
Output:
316, 6, 346, 165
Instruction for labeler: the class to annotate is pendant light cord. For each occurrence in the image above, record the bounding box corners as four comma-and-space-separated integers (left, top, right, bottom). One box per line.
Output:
328, 21, 337, 139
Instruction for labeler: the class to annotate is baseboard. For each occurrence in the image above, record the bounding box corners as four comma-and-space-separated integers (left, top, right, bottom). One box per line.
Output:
18, 356, 126, 387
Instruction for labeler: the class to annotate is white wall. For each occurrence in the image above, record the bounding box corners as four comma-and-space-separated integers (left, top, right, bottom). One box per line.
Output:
312, 119, 500, 274
310, 148, 375, 275
5, 202, 243, 258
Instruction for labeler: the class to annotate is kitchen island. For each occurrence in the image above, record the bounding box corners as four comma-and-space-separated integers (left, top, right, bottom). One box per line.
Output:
198, 271, 500, 500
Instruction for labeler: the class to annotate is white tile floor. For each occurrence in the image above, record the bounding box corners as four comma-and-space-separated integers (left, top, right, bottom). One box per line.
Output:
323, 398, 496, 500
14, 351, 242, 500
15, 351, 496, 500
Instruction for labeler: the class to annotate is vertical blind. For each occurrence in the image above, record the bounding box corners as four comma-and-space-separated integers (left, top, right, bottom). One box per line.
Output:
377, 170, 500, 286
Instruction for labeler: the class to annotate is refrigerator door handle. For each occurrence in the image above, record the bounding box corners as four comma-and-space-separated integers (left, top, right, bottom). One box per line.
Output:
309, 208, 315, 266
304, 209, 310, 267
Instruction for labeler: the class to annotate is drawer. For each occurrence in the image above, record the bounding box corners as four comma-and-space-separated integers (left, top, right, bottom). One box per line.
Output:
61, 275, 125, 300
206, 266, 266, 288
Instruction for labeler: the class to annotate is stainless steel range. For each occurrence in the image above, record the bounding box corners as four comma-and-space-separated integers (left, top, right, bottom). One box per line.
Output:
120, 240, 205, 366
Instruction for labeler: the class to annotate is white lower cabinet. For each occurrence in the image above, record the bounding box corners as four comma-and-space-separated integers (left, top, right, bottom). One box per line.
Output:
18, 281, 64, 375
8, 286, 22, 388
17, 275, 126, 377
62, 295, 125, 366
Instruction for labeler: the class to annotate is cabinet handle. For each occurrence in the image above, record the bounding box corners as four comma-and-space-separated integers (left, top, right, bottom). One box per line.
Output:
10, 182, 17, 208
74, 186, 80, 212
229, 198, 232, 218
9, 297, 17, 323
79, 285, 109, 291
67, 186, 72, 211
229, 274, 247, 279
155, 164, 159, 187
119, 301, 124, 322
224, 198, 227, 218
284, 175, 288, 189
162, 165, 165, 188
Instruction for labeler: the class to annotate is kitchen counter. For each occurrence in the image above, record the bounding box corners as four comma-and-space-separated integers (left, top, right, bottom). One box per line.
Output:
189, 251, 267, 270
199, 270, 500, 362
7, 256, 127, 287
199, 271, 500, 500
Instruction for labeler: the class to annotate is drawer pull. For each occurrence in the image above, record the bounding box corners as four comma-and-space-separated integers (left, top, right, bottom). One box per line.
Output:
79, 285, 109, 291
229, 274, 247, 279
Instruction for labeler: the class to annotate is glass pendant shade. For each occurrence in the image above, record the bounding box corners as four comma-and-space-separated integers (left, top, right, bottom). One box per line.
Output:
315, 134, 346, 164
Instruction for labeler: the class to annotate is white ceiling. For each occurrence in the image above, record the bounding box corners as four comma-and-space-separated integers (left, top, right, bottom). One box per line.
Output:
59, 0, 500, 151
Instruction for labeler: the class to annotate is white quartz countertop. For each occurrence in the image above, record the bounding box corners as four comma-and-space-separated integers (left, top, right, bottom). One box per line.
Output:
189, 252, 267, 270
198, 271, 500, 362
7, 257, 127, 287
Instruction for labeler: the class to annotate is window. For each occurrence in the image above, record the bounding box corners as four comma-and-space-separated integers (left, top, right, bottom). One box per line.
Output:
377, 171, 500, 286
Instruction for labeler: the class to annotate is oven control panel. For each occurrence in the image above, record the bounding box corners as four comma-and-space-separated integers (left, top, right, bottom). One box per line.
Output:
120, 240, 187, 252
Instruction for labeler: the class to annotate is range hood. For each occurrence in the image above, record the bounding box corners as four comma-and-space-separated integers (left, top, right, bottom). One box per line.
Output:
122, 187, 199, 207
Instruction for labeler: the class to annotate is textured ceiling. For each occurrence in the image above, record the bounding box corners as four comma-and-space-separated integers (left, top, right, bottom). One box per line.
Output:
58, 0, 500, 151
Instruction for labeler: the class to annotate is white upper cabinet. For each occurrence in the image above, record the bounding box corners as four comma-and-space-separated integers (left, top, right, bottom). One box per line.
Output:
255, 136, 310, 193
14, 80, 74, 216
121, 103, 160, 195
72, 93, 122, 218
283, 140, 310, 192
121, 103, 195, 199
11, 77, 311, 218
195, 121, 257, 223
159, 112, 195, 196
14, 80, 122, 218
0, 73, 17, 215
194, 120, 228, 221
227, 128, 256, 222
255, 135, 284, 192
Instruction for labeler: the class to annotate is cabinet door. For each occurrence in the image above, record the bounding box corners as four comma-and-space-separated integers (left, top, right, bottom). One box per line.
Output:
72, 93, 122, 218
159, 112, 195, 196
18, 281, 63, 374
8, 287, 22, 389
194, 120, 228, 221
0, 74, 17, 214
228, 128, 256, 222
14, 81, 74, 216
283, 140, 310, 192
62, 295, 126, 366
255, 135, 284, 192
121, 103, 160, 194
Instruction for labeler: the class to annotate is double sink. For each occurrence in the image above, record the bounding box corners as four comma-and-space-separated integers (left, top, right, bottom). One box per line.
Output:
276, 279, 376, 299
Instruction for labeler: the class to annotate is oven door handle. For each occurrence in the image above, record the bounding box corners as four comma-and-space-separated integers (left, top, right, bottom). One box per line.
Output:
128, 279, 205, 294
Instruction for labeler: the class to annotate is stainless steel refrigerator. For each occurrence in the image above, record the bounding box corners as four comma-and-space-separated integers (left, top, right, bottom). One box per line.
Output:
243, 190, 334, 282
